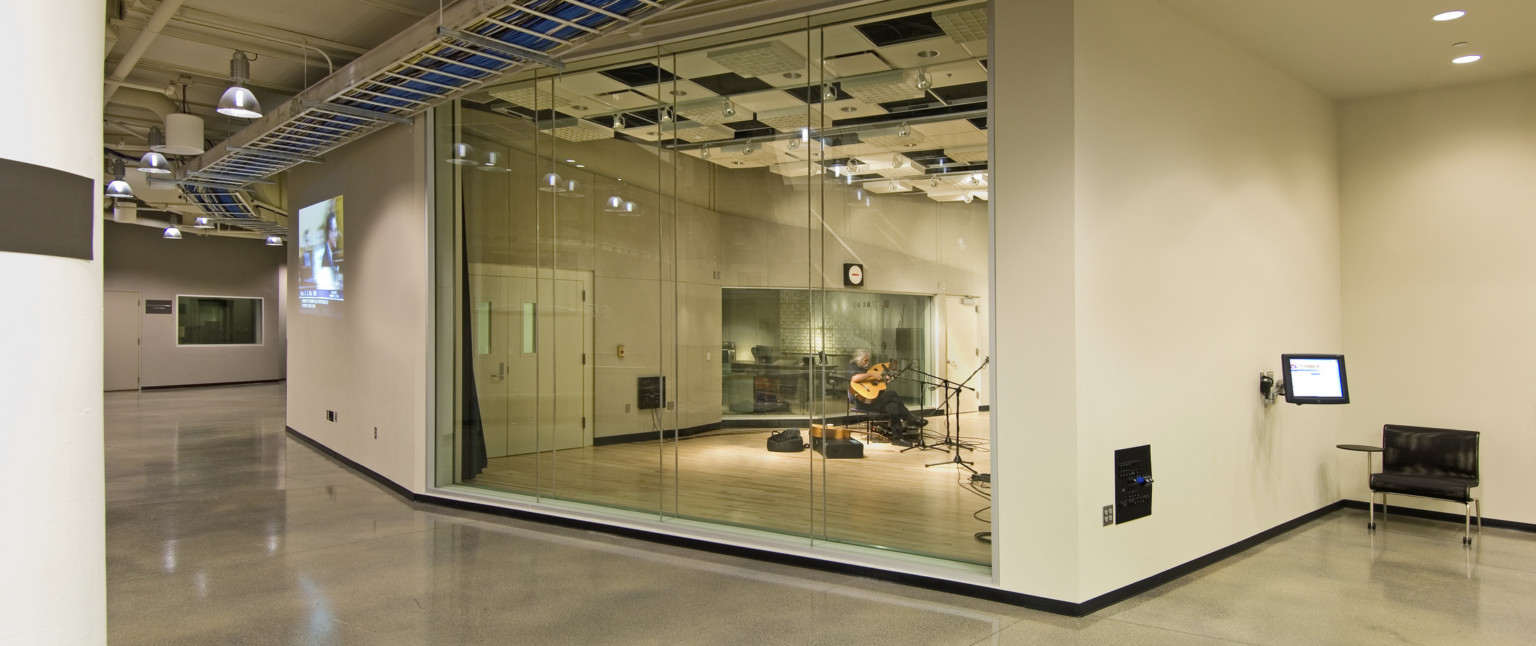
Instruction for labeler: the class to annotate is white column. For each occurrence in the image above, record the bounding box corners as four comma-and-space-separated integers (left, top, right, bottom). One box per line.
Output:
0, 1, 107, 644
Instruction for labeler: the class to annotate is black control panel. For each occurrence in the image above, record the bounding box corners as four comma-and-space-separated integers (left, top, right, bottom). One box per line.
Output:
637, 376, 665, 410
1114, 444, 1153, 524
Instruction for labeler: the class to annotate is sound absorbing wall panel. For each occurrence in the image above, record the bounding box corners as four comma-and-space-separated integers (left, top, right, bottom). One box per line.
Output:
0, 158, 94, 260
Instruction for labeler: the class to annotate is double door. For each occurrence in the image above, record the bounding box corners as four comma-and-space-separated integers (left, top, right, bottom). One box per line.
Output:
470, 270, 591, 457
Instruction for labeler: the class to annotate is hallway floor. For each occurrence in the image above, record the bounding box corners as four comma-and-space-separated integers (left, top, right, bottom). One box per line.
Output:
106, 384, 1536, 645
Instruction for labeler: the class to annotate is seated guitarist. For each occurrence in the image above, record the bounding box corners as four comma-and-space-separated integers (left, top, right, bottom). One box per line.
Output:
847, 349, 927, 446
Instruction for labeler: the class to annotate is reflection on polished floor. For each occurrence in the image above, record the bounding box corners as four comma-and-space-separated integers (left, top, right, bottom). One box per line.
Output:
108, 384, 1536, 645
473, 415, 994, 565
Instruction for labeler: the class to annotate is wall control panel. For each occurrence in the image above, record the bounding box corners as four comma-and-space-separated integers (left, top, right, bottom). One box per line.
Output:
1114, 444, 1153, 524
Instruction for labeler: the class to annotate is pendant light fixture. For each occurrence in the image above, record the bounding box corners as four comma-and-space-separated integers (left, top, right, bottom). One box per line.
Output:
163, 214, 183, 240
265, 236, 284, 246
217, 51, 263, 119
538, 172, 566, 192
105, 159, 133, 198
137, 127, 172, 174
477, 151, 511, 172
447, 142, 477, 165
192, 216, 214, 229
560, 178, 582, 196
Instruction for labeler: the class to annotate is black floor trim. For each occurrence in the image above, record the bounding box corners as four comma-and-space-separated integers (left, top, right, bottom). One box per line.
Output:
593, 422, 722, 446
142, 378, 286, 391
1339, 499, 1536, 533
289, 427, 1501, 617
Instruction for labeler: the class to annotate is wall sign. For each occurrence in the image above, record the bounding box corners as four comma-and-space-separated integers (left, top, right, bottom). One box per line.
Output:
145, 300, 173, 314
843, 263, 864, 287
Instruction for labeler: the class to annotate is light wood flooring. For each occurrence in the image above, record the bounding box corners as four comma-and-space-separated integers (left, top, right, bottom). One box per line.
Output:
472, 412, 993, 564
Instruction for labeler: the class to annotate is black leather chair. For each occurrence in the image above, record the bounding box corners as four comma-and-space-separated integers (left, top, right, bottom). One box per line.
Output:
1369, 424, 1481, 544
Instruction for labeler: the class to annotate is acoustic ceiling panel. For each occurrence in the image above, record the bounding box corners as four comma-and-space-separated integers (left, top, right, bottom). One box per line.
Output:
707, 40, 808, 77
933, 5, 988, 45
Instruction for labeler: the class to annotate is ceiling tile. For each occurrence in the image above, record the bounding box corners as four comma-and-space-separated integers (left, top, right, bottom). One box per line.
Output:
878, 37, 967, 69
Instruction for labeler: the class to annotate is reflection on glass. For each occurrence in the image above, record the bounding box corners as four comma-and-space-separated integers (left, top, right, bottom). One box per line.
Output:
439, 1, 994, 567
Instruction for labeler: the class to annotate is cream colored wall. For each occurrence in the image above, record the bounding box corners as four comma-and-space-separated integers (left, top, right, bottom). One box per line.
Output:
992, 0, 1344, 602
1339, 74, 1536, 523
1071, 0, 1342, 602
287, 121, 430, 490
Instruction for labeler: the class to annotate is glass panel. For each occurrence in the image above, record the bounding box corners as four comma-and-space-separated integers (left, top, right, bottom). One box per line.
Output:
176, 296, 262, 345
436, 0, 994, 569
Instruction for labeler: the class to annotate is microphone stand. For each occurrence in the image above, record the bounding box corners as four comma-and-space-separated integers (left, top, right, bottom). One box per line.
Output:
881, 367, 946, 453
906, 363, 978, 473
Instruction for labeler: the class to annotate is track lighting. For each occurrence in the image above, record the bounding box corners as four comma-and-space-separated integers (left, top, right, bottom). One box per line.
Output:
701, 147, 712, 159
613, 114, 626, 129
897, 122, 911, 139
658, 107, 673, 123
915, 69, 933, 91
788, 138, 800, 150
216, 51, 263, 119
105, 159, 133, 198
722, 98, 736, 118
822, 83, 837, 101
137, 127, 172, 174
742, 141, 754, 155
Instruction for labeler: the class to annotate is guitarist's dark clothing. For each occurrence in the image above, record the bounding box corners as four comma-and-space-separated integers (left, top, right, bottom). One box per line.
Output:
847, 359, 917, 438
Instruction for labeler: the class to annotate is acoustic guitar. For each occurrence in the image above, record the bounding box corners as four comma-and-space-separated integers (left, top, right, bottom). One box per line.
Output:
849, 361, 899, 401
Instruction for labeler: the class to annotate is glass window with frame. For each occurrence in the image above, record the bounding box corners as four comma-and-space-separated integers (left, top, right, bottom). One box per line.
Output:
177, 296, 263, 345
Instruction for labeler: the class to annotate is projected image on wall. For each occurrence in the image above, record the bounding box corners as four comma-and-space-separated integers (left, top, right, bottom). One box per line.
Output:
298, 195, 344, 310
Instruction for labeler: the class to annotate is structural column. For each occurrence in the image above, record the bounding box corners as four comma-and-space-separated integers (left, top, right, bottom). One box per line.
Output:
0, 1, 107, 644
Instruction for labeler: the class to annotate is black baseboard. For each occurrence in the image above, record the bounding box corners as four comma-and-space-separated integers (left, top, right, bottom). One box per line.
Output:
143, 378, 286, 391
1338, 499, 1536, 533
286, 427, 1472, 618
592, 422, 724, 446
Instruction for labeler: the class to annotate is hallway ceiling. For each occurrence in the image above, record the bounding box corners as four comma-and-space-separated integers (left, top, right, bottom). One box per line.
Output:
1163, 0, 1536, 100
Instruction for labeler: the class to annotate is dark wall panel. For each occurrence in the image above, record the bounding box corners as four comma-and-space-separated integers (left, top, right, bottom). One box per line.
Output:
0, 158, 94, 260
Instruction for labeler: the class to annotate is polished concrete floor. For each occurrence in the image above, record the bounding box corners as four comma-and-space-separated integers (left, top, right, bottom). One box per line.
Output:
107, 383, 1536, 645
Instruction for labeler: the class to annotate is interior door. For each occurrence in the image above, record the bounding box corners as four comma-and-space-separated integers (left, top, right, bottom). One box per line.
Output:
944, 296, 986, 412
545, 278, 587, 451
103, 290, 141, 391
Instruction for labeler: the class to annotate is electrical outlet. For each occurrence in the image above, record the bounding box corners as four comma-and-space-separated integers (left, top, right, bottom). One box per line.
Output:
326, 410, 337, 422
1102, 505, 1114, 526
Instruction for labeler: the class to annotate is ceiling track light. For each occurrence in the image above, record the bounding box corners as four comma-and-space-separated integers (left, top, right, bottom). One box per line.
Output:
822, 83, 838, 102
915, 69, 933, 91
658, 107, 673, 124
105, 159, 133, 198
896, 122, 911, 139
701, 147, 712, 159
137, 127, 172, 174
721, 98, 736, 118
613, 114, 626, 129
217, 51, 263, 119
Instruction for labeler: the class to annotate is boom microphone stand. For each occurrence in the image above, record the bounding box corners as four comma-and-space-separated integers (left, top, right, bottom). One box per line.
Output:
912, 358, 987, 473
886, 367, 947, 454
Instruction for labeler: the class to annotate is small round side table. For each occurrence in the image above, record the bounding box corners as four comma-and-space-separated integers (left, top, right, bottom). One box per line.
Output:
1337, 444, 1382, 528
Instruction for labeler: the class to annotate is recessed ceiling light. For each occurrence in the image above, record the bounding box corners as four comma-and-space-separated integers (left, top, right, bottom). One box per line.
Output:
732, 161, 745, 166
1433, 10, 1466, 21
839, 106, 858, 113
571, 105, 588, 111
1452, 54, 1481, 64
916, 50, 940, 59
783, 71, 802, 79
565, 159, 575, 162
576, 164, 586, 168
670, 90, 687, 96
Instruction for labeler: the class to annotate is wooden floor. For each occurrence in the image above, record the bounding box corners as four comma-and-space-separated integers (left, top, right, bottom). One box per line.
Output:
472, 412, 993, 565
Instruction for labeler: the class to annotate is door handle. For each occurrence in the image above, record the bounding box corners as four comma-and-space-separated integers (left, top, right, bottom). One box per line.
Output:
491, 361, 507, 382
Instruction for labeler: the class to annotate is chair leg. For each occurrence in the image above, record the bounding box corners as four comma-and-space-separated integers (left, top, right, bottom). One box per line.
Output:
1476, 498, 1483, 534
1464, 502, 1472, 545
1368, 492, 1376, 531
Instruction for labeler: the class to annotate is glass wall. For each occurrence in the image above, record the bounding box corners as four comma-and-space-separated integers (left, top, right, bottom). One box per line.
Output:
434, 0, 993, 567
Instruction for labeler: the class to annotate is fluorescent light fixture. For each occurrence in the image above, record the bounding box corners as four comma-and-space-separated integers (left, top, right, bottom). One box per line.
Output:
915, 70, 933, 91
1433, 10, 1466, 21
1452, 54, 1482, 64
137, 127, 172, 174
216, 51, 263, 119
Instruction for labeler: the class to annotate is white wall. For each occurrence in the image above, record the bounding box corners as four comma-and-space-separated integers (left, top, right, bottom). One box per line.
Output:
0, 1, 106, 643
1339, 74, 1536, 523
993, 0, 1344, 602
287, 122, 430, 491
103, 221, 286, 387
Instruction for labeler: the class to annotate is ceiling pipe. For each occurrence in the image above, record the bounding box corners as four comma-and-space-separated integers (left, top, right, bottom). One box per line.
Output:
111, 87, 178, 121
105, 0, 188, 104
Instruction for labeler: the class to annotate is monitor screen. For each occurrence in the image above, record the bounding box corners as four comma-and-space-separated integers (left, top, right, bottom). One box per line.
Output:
1281, 354, 1349, 405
